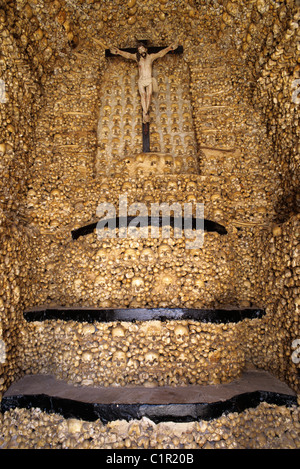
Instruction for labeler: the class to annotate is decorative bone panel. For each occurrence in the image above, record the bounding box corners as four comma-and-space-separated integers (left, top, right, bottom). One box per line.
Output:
96, 54, 199, 177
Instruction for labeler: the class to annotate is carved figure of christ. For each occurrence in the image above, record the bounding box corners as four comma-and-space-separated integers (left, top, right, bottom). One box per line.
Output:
110, 43, 178, 124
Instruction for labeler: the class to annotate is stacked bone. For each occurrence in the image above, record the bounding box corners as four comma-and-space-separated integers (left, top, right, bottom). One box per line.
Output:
0, 0, 299, 450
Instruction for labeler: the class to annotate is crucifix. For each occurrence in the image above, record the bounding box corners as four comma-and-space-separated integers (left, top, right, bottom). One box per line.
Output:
105, 40, 183, 152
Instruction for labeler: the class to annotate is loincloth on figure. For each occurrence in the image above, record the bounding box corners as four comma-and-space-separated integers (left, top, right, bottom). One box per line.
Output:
138, 76, 158, 94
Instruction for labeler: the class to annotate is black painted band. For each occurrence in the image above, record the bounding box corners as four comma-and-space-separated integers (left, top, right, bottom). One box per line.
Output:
1, 391, 297, 424
71, 217, 227, 240
23, 307, 265, 324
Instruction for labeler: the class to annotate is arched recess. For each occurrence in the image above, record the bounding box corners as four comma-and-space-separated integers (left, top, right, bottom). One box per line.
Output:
95, 51, 200, 178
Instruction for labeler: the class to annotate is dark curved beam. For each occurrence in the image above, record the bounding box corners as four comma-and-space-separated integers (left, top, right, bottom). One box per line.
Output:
71, 216, 227, 240
105, 45, 184, 58
24, 307, 265, 324
1, 389, 297, 425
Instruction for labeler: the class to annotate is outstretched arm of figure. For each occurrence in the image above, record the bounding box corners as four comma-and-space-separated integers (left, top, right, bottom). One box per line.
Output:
150, 42, 178, 61
110, 46, 136, 60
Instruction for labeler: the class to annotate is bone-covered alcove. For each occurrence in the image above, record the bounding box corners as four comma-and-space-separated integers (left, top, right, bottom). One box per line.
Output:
0, 0, 299, 451
96, 52, 199, 177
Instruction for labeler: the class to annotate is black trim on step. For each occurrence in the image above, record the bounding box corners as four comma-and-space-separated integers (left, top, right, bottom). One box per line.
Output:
23, 307, 266, 324
71, 216, 227, 240
1, 391, 297, 424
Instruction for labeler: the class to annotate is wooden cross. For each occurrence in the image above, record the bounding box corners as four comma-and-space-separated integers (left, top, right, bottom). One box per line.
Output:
106, 41, 183, 153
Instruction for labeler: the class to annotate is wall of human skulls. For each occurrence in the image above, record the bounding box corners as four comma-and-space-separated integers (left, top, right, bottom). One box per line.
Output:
0, 0, 299, 398
245, 215, 300, 392
216, 0, 300, 216
0, 4, 44, 397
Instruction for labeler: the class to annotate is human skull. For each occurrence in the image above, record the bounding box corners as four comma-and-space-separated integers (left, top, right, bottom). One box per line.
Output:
176, 146, 184, 158
149, 154, 159, 167
189, 249, 201, 262
95, 248, 109, 264
174, 324, 189, 340
94, 275, 107, 288
187, 145, 195, 157
152, 142, 161, 152
174, 158, 183, 172
184, 276, 194, 288
140, 248, 156, 265
122, 156, 133, 168
124, 123, 132, 135
75, 186, 85, 200
167, 180, 177, 191
177, 352, 188, 362
211, 193, 220, 203
144, 195, 155, 204
170, 91, 178, 103
160, 113, 168, 125
122, 181, 133, 191
131, 277, 144, 295
134, 135, 143, 146
153, 271, 177, 297
186, 194, 197, 203
184, 135, 193, 145
159, 102, 167, 112
101, 125, 110, 138
164, 155, 174, 168
101, 116, 109, 126
127, 358, 139, 369
144, 179, 154, 191
112, 137, 120, 149
50, 188, 62, 203
158, 244, 172, 262
103, 104, 111, 116
194, 278, 205, 289
111, 325, 125, 337
129, 298, 143, 308
0, 143, 6, 156
151, 132, 160, 143
99, 300, 112, 308
135, 123, 142, 134
136, 167, 146, 178
123, 248, 139, 266
144, 351, 159, 365
186, 181, 197, 192
135, 153, 145, 164
183, 121, 192, 132
74, 279, 82, 292
112, 350, 127, 365
213, 209, 223, 219
186, 156, 195, 168
26, 188, 37, 205
112, 125, 120, 136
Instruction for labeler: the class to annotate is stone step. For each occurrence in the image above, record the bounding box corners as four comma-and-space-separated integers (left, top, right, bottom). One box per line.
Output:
1, 370, 297, 424
21, 307, 267, 388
